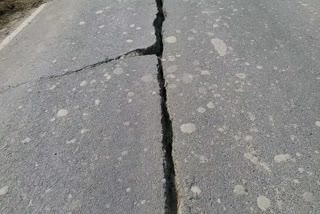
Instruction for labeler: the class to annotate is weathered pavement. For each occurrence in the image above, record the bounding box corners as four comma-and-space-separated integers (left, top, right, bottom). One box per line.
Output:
0, 0, 156, 88
0, 0, 167, 213
162, 0, 320, 213
0, 56, 165, 213
1, 0, 320, 213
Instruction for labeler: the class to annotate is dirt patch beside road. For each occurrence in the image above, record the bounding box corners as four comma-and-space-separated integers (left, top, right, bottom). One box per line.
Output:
0, 0, 43, 37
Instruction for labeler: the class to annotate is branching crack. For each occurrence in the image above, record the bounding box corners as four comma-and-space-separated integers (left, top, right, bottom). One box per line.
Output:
1, 1, 179, 213
1, 0, 164, 94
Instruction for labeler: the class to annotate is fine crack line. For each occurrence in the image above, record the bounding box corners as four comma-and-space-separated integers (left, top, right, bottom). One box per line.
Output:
43, 47, 156, 80
0, 0, 166, 94
1, 2, 179, 213
0, 48, 143, 94
0, 35, 164, 95
153, 0, 179, 214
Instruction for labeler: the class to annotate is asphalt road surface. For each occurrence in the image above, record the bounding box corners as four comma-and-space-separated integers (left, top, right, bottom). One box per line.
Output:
163, 0, 320, 213
0, 0, 319, 213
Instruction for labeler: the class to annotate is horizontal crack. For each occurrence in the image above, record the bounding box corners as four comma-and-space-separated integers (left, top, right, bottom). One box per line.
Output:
0, 0, 167, 95
0, 48, 146, 94
0, 3, 179, 213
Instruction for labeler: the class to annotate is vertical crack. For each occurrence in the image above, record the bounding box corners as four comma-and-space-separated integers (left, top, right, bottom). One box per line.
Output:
157, 58, 178, 214
1, 1, 179, 212
153, 0, 178, 213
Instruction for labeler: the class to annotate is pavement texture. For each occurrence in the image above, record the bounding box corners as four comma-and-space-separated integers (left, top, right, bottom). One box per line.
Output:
162, 0, 320, 213
1, 0, 320, 213
0, 0, 156, 88
0, 56, 165, 213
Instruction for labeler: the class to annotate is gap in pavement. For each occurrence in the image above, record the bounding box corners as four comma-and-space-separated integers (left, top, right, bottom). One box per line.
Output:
0, 0, 179, 214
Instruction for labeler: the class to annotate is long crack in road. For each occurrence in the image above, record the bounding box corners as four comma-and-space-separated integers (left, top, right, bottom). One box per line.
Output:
0, 0, 179, 213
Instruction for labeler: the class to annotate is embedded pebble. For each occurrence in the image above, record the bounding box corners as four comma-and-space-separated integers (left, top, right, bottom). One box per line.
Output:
257, 65, 263, 69
141, 74, 153, 82
81, 129, 90, 134
165, 36, 177, 43
207, 102, 215, 109
104, 73, 111, 80
49, 85, 56, 90
233, 185, 246, 195
22, 137, 31, 144
293, 179, 300, 184
257, 196, 271, 211
167, 74, 175, 79
248, 112, 255, 121
244, 152, 253, 160
236, 73, 246, 79
201, 70, 210, 75
166, 65, 178, 73
113, 67, 124, 75
0, 186, 9, 196
66, 139, 76, 144
57, 109, 68, 117
168, 56, 175, 61
191, 185, 202, 195
95, 99, 101, 106
303, 192, 314, 202
245, 135, 253, 141
180, 123, 196, 133
211, 38, 227, 56
182, 74, 193, 83
274, 154, 291, 163
197, 107, 206, 113
127, 92, 135, 97
80, 81, 87, 87
168, 84, 177, 89
198, 87, 207, 94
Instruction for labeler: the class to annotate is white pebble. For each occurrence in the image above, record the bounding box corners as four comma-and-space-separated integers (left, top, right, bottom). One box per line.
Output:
57, 109, 68, 117
180, 123, 196, 134
165, 36, 177, 43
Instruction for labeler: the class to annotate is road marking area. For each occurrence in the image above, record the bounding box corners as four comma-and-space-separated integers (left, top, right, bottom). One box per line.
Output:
0, 3, 47, 52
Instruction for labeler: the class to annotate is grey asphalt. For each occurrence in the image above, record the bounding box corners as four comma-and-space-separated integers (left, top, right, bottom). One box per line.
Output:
0, 0, 164, 213
0, 56, 164, 213
162, 0, 320, 213
1, 0, 320, 213
0, 0, 156, 88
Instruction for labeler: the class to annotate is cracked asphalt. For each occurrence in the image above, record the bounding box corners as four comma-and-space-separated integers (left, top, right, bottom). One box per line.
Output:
1, 0, 320, 213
